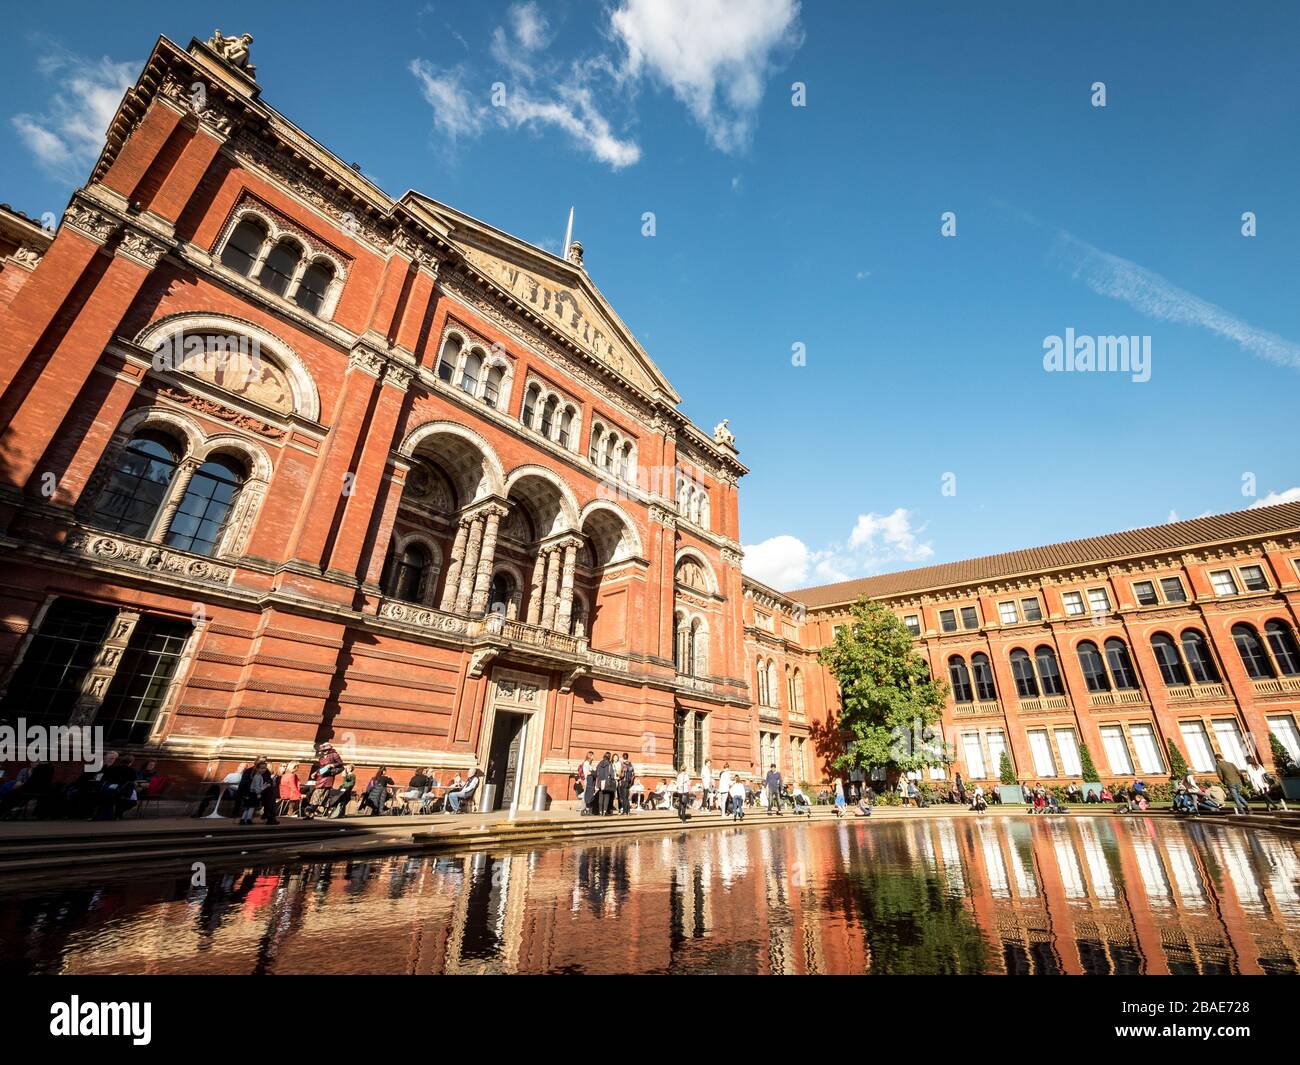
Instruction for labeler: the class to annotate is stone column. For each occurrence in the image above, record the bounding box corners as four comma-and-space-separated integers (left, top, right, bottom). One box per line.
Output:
554, 537, 580, 634
453, 516, 484, 614
525, 551, 546, 625
153, 458, 201, 544
469, 506, 505, 614
540, 547, 561, 629
69, 609, 141, 726
439, 519, 470, 611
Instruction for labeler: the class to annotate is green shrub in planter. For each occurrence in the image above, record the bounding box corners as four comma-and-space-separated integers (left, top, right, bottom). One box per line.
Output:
1078, 742, 1101, 783
999, 751, 1016, 785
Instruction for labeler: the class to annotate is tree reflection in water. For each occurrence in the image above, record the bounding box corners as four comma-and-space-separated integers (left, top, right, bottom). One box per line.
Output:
0, 817, 1297, 975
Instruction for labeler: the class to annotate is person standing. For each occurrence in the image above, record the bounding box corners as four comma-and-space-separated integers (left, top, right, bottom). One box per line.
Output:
765, 764, 783, 815
577, 752, 593, 814
702, 759, 714, 812
618, 754, 634, 815
729, 776, 746, 821
833, 778, 846, 818
596, 753, 614, 816
718, 764, 733, 816
278, 762, 302, 817
955, 772, 967, 806
1244, 755, 1282, 811
674, 766, 692, 821
1215, 753, 1250, 815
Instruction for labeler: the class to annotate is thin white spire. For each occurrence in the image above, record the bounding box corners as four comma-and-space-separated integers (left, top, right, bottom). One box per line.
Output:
562, 206, 574, 255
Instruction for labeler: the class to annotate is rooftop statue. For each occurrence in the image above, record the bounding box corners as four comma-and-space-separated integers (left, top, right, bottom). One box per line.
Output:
206, 31, 255, 75
713, 418, 735, 447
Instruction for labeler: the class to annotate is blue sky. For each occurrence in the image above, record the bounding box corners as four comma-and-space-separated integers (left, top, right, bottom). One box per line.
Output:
3, 1, 1298, 590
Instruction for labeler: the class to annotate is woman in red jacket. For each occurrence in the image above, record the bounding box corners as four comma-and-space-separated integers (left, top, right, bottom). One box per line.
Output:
278, 762, 303, 817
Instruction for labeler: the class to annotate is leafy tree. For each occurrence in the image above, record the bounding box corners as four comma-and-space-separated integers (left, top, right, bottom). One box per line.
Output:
1270, 733, 1298, 777
818, 598, 948, 776
1078, 742, 1101, 784
998, 750, 1016, 785
1165, 738, 1190, 781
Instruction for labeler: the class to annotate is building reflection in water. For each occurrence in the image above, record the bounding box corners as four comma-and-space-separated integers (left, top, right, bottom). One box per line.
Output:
2, 817, 1297, 975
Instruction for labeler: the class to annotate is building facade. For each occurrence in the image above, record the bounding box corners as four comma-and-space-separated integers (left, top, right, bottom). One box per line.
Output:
784, 503, 1300, 789
0, 33, 751, 808
2, 32, 1298, 807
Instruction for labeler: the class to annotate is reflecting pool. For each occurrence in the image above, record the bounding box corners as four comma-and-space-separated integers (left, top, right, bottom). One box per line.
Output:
3, 816, 1298, 974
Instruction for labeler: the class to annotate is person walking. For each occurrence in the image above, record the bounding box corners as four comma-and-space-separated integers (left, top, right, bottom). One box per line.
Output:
765, 764, 783, 815
955, 772, 967, 806
1215, 753, 1251, 815
833, 778, 846, 818
1244, 755, 1282, 811
674, 767, 691, 821
701, 759, 714, 812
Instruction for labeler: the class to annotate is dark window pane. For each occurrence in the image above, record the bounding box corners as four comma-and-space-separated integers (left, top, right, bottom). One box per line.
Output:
99, 617, 192, 745
258, 240, 300, 297
220, 220, 266, 276
0, 600, 115, 727
164, 457, 243, 557
90, 434, 180, 539
293, 262, 333, 315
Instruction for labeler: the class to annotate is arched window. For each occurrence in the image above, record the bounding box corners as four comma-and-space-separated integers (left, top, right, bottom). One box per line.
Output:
383, 542, 432, 603
437, 335, 462, 383
602, 433, 616, 470
620, 441, 632, 482
1233, 623, 1274, 679
258, 239, 301, 297
1151, 633, 1189, 686
558, 406, 575, 449
488, 571, 515, 615
1077, 641, 1110, 692
971, 653, 997, 701
540, 395, 558, 438
293, 261, 334, 315
459, 351, 482, 396
220, 218, 267, 275
948, 656, 973, 703
523, 383, 541, 426
571, 596, 587, 638
793, 669, 805, 713
1265, 620, 1300, 676
675, 614, 690, 673
690, 619, 704, 676
165, 455, 245, 557
755, 660, 767, 705
1103, 637, 1139, 690
767, 660, 779, 707
1010, 649, 1039, 698
1179, 630, 1220, 684
1034, 646, 1064, 696
90, 432, 181, 539
588, 424, 603, 464
483, 365, 504, 408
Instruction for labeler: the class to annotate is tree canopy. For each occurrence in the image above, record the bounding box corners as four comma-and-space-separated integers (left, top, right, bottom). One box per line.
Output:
817, 597, 949, 775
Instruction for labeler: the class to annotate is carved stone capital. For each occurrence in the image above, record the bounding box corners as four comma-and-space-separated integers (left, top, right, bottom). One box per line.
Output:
115, 227, 171, 269
348, 344, 386, 377
649, 505, 678, 529
63, 198, 117, 245
382, 360, 415, 392
9, 244, 44, 270
720, 547, 744, 567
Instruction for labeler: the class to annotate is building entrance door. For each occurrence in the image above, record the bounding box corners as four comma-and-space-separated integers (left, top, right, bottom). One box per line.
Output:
480, 668, 548, 813
487, 711, 527, 810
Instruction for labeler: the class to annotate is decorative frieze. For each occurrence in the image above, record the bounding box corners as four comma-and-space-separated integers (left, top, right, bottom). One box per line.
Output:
378, 600, 470, 635
155, 386, 287, 440
116, 227, 171, 269
63, 199, 117, 244
65, 530, 236, 586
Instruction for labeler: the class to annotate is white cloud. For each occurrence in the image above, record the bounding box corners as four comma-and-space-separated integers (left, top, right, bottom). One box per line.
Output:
1250, 486, 1300, 508
502, 84, 641, 168
1053, 228, 1300, 370
11, 45, 136, 178
744, 508, 934, 590
409, 60, 489, 139
611, 0, 802, 152
742, 534, 810, 588
509, 2, 551, 50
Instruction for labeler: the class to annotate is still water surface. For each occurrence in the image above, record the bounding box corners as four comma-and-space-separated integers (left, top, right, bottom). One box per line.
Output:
3, 816, 1298, 974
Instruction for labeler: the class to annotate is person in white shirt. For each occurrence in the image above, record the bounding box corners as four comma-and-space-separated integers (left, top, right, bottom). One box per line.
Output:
729, 777, 746, 821
718, 765, 733, 816
702, 760, 714, 810
674, 769, 691, 820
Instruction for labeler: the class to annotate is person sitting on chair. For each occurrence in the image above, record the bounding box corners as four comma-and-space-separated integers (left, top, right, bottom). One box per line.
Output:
446, 767, 482, 813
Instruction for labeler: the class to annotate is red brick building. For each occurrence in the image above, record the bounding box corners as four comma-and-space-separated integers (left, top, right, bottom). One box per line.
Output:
0, 34, 751, 808
2, 32, 1298, 808
783, 503, 1300, 790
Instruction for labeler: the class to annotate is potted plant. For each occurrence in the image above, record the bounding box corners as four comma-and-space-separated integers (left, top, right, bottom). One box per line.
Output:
1079, 742, 1103, 801
996, 751, 1023, 804
1270, 734, 1300, 802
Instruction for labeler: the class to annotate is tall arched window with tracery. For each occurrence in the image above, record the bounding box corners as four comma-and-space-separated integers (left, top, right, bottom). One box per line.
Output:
89, 431, 181, 539
165, 455, 246, 557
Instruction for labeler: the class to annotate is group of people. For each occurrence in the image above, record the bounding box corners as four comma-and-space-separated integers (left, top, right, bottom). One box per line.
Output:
575, 751, 637, 816
0, 753, 167, 821
216, 744, 488, 825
